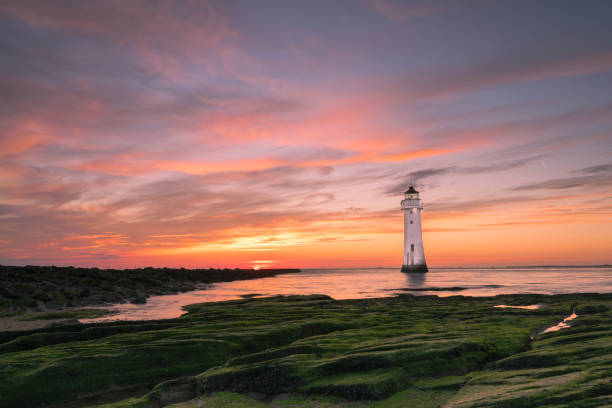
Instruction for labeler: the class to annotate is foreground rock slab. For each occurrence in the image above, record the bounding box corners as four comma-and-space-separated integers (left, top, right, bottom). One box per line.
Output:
0, 293, 610, 408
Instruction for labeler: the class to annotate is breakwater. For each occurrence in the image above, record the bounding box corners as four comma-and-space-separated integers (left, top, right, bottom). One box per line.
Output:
0, 265, 300, 311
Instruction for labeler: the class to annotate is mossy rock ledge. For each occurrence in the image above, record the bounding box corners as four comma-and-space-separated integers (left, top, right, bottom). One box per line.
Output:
0, 293, 610, 407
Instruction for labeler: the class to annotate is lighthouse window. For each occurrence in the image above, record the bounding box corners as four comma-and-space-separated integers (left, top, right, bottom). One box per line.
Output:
410, 220, 413, 224
411, 244, 414, 252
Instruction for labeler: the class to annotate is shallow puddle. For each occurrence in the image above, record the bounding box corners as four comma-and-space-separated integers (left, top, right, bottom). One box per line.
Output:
540, 312, 578, 334
494, 304, 546, 310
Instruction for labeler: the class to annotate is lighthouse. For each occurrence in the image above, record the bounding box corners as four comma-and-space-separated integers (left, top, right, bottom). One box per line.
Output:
401, 186, 428, 273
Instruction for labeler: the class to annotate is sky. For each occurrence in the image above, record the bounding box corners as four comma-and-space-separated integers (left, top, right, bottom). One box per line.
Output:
1, 0, 611, 269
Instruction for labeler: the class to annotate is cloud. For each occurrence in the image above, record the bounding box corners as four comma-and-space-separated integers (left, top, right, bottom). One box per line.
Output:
1, 0, 238, 79
512, 162, 612, 191
378, 49, 612, 106
575, 163, 612, 175
384, 156, 544, 195
425, 195, 539, 216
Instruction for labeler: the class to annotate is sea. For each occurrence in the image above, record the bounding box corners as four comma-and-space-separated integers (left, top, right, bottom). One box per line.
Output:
82, 267, 612, 322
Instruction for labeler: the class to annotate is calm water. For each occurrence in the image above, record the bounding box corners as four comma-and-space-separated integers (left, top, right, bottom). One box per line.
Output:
83, 267, 612, 322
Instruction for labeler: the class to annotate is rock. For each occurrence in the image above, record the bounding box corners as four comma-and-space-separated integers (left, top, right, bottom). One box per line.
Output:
47, 319, 81, 328
46, 302, 63, 310
131, 296, 147, 304
35, 300, 47, 311
100, 295, 114, 303
67, 299, 81, 307
149, 378, 198, 406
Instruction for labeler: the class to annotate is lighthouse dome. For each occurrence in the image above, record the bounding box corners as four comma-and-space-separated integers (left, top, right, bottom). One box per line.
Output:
404, 186, 419, 199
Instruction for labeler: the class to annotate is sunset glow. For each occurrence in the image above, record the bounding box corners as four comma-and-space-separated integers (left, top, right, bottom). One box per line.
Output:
1, 1, 611, 268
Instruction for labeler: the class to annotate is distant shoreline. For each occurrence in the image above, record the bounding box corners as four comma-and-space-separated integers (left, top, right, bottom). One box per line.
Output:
0, 265, 301, 313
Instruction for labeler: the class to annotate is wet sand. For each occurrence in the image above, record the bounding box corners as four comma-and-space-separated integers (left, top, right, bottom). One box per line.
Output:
0, 316, 66, 331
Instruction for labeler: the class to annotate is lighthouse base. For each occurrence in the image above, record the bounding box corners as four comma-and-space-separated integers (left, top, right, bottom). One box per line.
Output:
401, 264, 428, 273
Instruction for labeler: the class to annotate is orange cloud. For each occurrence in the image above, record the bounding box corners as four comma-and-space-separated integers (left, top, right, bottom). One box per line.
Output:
0, 119, 49, 157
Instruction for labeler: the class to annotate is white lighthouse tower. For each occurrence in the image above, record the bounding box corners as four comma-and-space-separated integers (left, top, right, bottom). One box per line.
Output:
401, 186, 428, 273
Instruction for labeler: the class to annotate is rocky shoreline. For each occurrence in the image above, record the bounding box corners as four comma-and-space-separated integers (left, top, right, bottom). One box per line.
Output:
0, 265, 300, 312
1, 293, 610, 408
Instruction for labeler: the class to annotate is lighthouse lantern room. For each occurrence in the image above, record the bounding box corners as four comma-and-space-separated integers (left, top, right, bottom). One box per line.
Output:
401, 186, 428, 273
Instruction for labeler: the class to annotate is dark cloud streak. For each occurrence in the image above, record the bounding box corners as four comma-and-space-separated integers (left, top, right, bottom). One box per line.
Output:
512, 162, 612, 191
384, 156, 544, 195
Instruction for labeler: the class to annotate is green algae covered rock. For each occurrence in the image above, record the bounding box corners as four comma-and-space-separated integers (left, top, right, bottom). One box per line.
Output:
1, 293, 611, 408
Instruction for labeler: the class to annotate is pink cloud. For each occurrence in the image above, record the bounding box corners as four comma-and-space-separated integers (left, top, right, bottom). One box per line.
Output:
2, 0, 240, 79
